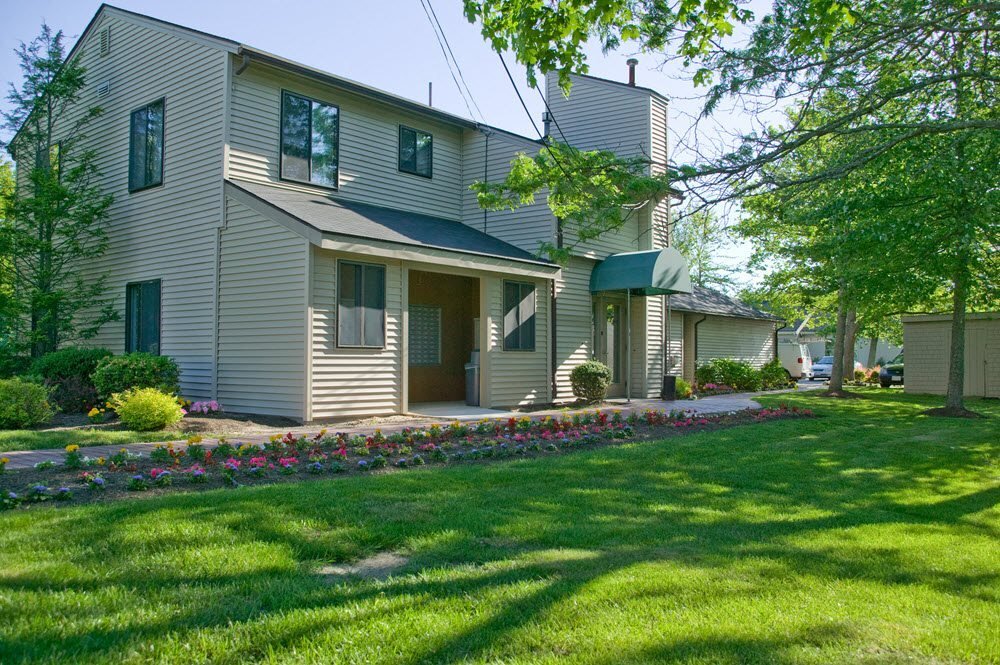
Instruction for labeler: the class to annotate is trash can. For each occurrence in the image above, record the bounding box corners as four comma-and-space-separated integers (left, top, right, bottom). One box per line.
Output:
465, 363, 480, 406
660, 375, 677, 401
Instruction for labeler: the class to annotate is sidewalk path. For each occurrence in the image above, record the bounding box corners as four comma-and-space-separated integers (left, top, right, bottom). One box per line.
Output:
2, 387, 814, 470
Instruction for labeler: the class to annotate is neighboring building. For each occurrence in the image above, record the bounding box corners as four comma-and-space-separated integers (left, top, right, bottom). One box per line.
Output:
778, 318, 902, 366
10, 5, 780, 420
902, 313, 999, 398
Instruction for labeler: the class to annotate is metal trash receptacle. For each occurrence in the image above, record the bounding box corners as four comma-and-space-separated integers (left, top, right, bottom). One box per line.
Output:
661, 375, 677, 401
465, 363, 480, 406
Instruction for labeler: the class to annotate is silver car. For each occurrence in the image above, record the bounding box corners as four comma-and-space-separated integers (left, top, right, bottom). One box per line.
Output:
811, 356, 834, 380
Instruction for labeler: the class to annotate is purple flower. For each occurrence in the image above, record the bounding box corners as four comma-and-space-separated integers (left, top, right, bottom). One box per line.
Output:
132, 474, 145, 481
31, 485, 48, 494
58, 487, 70, 493
93, 478, 106, 487
7, 491, 18, 499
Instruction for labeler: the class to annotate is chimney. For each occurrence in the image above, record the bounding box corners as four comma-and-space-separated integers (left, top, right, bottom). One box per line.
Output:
626, 58, 638, 86
542, 111, 552, 139
428, 81, 433, 106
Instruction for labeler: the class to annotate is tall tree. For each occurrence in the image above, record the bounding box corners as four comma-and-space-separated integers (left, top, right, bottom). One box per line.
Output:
671, 206, 735, 290
1, 25, 115, 357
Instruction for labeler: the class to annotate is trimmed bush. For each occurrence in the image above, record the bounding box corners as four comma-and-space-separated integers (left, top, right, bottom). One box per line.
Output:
760, 358, 791, 390
695, 358, 764, 392
93, 353, 180, 400
570, 360, 613, 403
675, 377, 693, 399
0, 378, 54, 429
109, 388, 184, 431
0, 351, 30, 379
29, 347, 112, 412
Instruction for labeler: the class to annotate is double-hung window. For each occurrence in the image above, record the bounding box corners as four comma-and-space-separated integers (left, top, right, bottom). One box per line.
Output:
126, 279, 161, 354
129, 99, 164, 192
281, 91, 339, 188
503, 281, 536, 351
338, 262, 386, 348
398, 126, 432, 177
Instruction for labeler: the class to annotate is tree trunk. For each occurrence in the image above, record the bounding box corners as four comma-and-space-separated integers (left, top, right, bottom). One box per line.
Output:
945, 262, 968, 411
842, 309, 857, 380
866, 336, 879, 369
828, 286, 848, 394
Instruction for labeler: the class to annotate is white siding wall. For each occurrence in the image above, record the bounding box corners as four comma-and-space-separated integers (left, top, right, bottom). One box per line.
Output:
486, 276, 550, 407
663, 300, 684, 377
554, 257, 597, 400
650, 96, 671, 250
25, 12, 230, 399
228, 61, 464, 220
903, 315, 1000, 398
696, 316, 776, 368
461, 129, 555, 255
218, 198, 308, 418
311, 248, 403, 419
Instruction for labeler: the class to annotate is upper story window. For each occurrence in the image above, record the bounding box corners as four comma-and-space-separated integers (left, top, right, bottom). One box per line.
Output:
503, 280, 536, 352
398, 125, 432, 178
129, 98, 164, 192
281, 91, 339, 188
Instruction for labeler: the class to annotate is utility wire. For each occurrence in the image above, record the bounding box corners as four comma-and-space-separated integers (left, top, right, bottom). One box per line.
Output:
418, 0, 484, 124
424, 0, 486, 123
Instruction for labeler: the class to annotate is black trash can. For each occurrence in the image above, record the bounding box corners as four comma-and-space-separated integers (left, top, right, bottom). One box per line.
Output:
660, 375, 677, 401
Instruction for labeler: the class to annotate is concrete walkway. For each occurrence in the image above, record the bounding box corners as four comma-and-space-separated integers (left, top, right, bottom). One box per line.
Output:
2, 387, 814, 470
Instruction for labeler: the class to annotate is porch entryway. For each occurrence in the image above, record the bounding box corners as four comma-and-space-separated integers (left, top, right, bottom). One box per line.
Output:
407, 270, 480, 404
593, 295, 627, 398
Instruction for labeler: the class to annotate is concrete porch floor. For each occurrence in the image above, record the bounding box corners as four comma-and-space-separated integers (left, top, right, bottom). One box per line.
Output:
407, 402, 519, 420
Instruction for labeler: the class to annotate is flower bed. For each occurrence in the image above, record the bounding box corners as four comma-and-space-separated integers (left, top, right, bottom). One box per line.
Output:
0, 406, 813, 509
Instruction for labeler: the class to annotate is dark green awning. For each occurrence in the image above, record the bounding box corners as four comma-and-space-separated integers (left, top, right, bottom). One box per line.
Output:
589, 248, 692, 296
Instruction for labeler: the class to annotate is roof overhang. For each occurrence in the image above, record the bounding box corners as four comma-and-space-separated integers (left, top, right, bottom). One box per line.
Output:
590, 248, 692, 296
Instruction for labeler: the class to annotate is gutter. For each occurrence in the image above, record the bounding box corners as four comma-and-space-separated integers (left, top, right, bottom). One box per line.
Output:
693, 315, 707, 372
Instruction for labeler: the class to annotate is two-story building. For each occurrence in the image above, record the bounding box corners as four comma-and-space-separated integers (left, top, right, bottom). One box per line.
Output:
10, 5, 779, 421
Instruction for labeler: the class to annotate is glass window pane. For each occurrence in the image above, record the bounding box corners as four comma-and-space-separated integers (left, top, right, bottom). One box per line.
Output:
146, 100, 164, 187
338, 263, 360, 346
281, 92, 311, 182
399, 127, 416, 172
126, 284, 140, 352
415, 131, 432, 176
503, 281, 519, 350
362, 265, 385, 347
519, 283, 536, 350
129, 108, 147, 189
310, 102, 338, 187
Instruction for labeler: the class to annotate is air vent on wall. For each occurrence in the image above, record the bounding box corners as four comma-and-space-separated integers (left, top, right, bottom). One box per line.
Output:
99, 27, 110, 56
96, 80, 111, 97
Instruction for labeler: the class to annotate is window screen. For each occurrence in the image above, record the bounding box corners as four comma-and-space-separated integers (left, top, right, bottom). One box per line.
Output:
503, 281, 536, 351
338, 262, 385, 348
125, 279, 161, 354
409, 305, 441, 366
398, 126, 432, 177
129, 99, 164, 192
281, 91, 339, 187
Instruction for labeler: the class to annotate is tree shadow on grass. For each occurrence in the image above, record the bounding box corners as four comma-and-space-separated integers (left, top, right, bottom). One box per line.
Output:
1, 392, 998, 662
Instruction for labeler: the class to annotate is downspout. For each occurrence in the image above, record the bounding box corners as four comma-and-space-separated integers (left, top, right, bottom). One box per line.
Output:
774, 321, 787, 362
693, 315, 707, 377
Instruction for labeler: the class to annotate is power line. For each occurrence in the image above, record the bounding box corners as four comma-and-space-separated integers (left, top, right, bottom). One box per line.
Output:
418, 0, 485, 124
497, 51, 543, 139
424, 0, 486, 123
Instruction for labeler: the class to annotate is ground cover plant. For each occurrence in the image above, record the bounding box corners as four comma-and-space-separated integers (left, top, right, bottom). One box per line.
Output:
0, 389, 997, 664
0, 406, 811, 508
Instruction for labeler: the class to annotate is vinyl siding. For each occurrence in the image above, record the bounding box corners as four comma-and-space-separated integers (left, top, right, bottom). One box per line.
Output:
695, 316, 776, 368
902, 315, 1000, 398
20, 12, 230, 399
486, 276, 550, 407
663, 299, 684, 377
229, 61, 463, 220
650, 96, 671, 249
554, 257, 597, 400
461, 129, 555, 255
217, 198, 308, 418
310, 248, 403, 419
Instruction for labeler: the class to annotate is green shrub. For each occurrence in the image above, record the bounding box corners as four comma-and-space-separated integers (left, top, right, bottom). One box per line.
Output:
93, 353, 180, 400
0, 351, 30, 379
571, 360, 613, 403
29, 347, 112, 412
109, 388, 184, 431
760, 358, 791, 390
695, 358, 764, 392
0, 378, 54, 429
675, 377, 693, 399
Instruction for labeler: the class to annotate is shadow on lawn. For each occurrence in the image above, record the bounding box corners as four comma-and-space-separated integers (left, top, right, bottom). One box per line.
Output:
2, 392, 998, 663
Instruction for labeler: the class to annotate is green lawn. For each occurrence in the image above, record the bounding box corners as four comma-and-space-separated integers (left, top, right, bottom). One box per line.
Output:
1, 390, 997, 664
0, 428, 183, 452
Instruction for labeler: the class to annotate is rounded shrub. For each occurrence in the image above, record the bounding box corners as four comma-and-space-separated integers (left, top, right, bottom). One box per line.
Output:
29, 347, 112, 412
695, 358, 763, 392
93, 353, 180, 400
570, 360, 613, 403
0, 378, 54, 429
760, 358, 791, 390
675, 377, 693, 399
109, 388, 184, 431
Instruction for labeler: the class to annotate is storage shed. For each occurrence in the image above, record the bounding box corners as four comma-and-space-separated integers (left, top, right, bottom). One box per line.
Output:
902, 312, 1000, 398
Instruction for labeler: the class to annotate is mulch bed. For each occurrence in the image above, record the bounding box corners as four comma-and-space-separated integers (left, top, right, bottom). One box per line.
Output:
0, 406, 814, 511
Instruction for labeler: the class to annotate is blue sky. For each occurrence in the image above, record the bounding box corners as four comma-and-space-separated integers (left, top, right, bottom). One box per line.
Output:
1, 1, 766, 282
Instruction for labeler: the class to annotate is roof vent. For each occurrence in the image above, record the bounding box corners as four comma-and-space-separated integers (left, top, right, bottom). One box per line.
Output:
627, 58, 638, 86
99, 27, 111, 56
96, 80, 111, 98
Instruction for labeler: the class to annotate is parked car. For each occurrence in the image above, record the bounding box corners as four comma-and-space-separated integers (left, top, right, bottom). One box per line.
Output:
879, 353, 904, 387
777, 341, 813, 379
811, 356, 862, 380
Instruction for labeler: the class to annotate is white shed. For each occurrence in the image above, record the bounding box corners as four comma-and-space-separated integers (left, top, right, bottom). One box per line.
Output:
902, 312, 1000, 398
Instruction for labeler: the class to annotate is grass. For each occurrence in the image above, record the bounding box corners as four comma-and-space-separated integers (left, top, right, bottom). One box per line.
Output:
0, 428, 180, 452
1, 389, 997, 664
